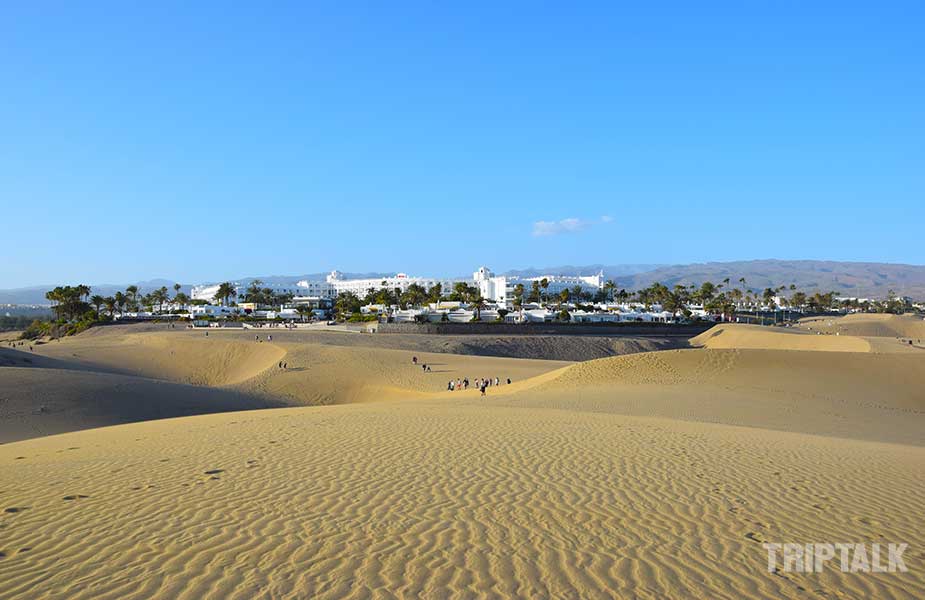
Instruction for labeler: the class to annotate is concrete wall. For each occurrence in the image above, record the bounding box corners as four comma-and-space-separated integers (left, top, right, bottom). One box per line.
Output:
376, 322, 716, 336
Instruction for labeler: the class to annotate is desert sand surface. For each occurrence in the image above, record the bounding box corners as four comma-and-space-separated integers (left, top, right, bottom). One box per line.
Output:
0, 327, 571, 442
796, 313, 925, 341
1, 321, 924, 598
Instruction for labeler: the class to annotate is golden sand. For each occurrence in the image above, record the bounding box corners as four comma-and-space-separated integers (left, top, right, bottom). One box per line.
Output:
0, 322, 923, 598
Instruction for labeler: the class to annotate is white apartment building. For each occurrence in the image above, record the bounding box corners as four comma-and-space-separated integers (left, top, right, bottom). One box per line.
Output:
191, 268, 603, 305
310, 271, 464, 298
473, 266, 604, 305
191, 281, 308, 302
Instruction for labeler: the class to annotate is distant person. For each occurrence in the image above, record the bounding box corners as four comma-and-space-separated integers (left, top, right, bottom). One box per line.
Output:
506, 378, 511, 384
480, 384, 486, 396
412, 356, 418, 365
448, 380, 454, 391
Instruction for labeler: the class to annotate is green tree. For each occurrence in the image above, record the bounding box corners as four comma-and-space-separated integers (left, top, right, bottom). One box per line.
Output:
512, 284, 525, 309
103, 296, 117, 318
114, 291, 126, 315
427, 283, 443, 304
401, 283, 428, 308
334, 292, 362, 320
213, 282, 237, 307
90, 294, 105, 317
125, 285, 139, 311
296, 305, 313, 323
528, 281, 541, 303
558, 288, 570, 308
470, 295, 487, 321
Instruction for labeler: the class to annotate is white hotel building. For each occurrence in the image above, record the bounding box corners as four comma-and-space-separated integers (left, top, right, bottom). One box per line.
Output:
473, 266, 604, 305
192, 267, 604, 306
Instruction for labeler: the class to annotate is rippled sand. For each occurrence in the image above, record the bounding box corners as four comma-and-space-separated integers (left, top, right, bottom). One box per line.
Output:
1, 322, 923, 598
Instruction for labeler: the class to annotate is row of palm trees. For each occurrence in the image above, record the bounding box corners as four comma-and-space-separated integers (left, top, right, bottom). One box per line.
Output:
47, 283, 194, 321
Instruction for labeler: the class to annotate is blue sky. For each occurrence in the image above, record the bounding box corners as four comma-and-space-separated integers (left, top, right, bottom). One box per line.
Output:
2, 1, 923, 287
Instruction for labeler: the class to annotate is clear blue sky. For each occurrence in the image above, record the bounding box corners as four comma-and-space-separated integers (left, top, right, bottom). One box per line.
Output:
2, 1, 923, 287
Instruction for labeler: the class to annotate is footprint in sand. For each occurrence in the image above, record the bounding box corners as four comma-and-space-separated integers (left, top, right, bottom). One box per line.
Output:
62, 495, 90, 501
853, 516, 881, 527
204, 469, 224, 475
745, 531, 767, 543
4, 507, 28, 514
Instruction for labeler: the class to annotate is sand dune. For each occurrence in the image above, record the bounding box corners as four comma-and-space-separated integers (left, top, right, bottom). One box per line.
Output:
499, 348, 925, 446
0, 366, 280, 443
1, 328, 571, 440
1, 396, 923, 599
1, 324, 924, 598
32, 333, 287, 386
797, 313, 925, 340
691, 323, 872, 352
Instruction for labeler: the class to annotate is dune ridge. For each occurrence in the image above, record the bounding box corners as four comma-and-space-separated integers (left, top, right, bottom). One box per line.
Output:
2, 320, 924, 598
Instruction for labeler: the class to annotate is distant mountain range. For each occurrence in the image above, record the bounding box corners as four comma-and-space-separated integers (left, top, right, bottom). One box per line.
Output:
609, 260, 925, 299
2, 261, 923, 304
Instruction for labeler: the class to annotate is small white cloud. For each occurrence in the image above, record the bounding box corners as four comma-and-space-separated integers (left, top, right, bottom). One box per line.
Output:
532, 216, 613, 237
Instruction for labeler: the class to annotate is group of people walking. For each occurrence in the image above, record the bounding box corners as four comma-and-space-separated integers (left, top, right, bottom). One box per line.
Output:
411, 356, 511, 396
447, 376, 511, 395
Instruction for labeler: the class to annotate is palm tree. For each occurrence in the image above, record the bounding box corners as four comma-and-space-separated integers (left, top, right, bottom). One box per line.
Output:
126, 285, 139, 311
296, 305, 313, 323
427, 283, 443, 304
470, 295, 487, 321
114, 291, 126, 316
90, 295, 105, 317
559, 288, 570, 308
103, 296, 117, 318
528, 281, 541, 303
214, 282, 237, 306
540, 278, 549, 303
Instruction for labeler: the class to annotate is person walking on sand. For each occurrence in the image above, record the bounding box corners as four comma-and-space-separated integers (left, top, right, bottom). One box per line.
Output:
448, 380, 454, 391
412, 356, 418, 365
480, 384, 486, 396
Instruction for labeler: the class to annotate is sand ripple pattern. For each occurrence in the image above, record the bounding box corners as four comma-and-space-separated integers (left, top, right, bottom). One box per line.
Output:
1, 402, 923, 599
